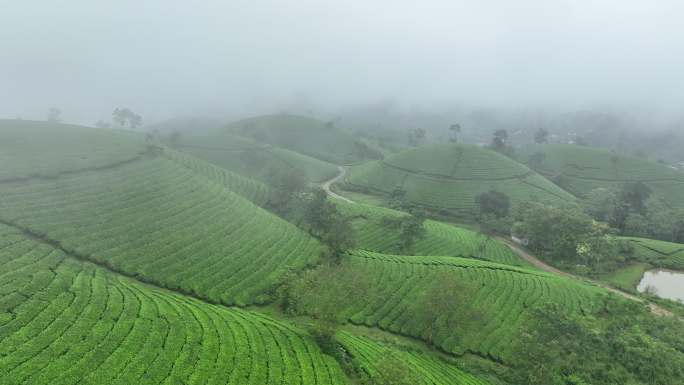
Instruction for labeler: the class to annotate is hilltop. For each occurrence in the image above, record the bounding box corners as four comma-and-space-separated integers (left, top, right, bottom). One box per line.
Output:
224, 114, 382, 164
528, 144, 684, 207
170, 133, 339, 183
345, 143, 575, 216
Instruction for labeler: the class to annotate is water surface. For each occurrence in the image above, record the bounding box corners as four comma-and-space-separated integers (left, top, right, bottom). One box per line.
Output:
637, 269, 684, 303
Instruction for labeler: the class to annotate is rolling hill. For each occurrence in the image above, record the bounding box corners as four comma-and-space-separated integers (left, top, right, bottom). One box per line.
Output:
224, 114, 382, 165
332, 250, 607, 362
345, 143, 575, 215
0, 120, 147, 181
0, 223, 346, 385
336, 201, 527, 267
528, 144, 684, 207
171, 133, 339, 183
0, 120, 322, 306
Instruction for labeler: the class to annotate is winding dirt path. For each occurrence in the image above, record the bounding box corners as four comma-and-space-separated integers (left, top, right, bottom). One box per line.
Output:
497, 236, 673, 316
321, 166, 354, 204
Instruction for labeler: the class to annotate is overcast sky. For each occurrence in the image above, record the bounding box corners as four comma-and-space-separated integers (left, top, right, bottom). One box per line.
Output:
1, 0, 683, 125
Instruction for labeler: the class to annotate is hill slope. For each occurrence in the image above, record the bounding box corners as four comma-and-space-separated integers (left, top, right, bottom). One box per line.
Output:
0, 121, 321, 306
346, 143, 575, 215
225, 114, 382, 165
0, 120, 147, 181
321, 251, 607, 362
172, 133, 339, 183
0, 223, 346, 385
336, 201, 527, 267
529, 144, 684, 207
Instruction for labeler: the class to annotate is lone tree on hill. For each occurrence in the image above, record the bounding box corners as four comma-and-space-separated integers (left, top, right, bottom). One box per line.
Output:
534, 127, 549, 144
490, 129, 508, 149
112, 108, 143, 129
476, 190, 510, 218
449, 123, 461, 143
47, 107, 61, 123
301, 188, 356, 263
408, 127, 427, 147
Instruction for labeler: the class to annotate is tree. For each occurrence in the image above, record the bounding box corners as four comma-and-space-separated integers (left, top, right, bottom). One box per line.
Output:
301, 188, 356, 263
412, 272, 481, 345
279, 263, 370, 355
94, 120, 111, 129
383, 210, 427, 254
619, 182, 652, 214
476, 190, 510, 218
448, 123, 461, 143
528, 151, 546, 169
534, 127, 549, 144
267, 168, 307, 215
407, 128, 427, 147
512, 202, 616, 267
490, 129, 508, 149
582, 188, 618, 223
47, 107, 61, 123
112, 108, 143, 129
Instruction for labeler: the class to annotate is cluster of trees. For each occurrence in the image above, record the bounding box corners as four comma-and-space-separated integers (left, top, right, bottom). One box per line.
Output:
266, 170, 355, 263
511, 201, 621, 272
278, 263, 479, 384
382, 209, 427, 253
583, 183, 684, 243
112, 107, 143, 129
508, 298, 684, 385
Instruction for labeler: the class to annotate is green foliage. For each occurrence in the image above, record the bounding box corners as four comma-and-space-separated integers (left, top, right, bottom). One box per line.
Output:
475, 190, 510, 218
513, 202, 619, 270
347, 143, 574, 216
0, 153, 322, 306
0, 119, 148, 181
112, 107, 142, 129
278, 263, 371, 356
169, 132, 339, 183
225, 114, 382, 164
338, 332, 490, 385
530, 143, 684, 209
382, 209, 427, 253
300, 188, 356, 262
533, 127, 549, 144
0, 224, 346, 384
508, 299, 684, 385
331, 250, 605, 361
337, 201, 526, 266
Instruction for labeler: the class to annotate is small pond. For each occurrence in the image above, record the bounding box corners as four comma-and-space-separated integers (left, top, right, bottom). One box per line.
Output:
637, 269, 684, 303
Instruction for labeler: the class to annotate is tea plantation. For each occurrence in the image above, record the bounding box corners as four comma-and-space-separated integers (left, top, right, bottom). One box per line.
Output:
224, 114, 382, 165
0, 153, 323, 306
172, 133, 339, 183
345, 143, 574, 215
339, 251, 606, 362
623, 237, 684, 270
529, 144, 684, 207
0, 224, 346, 385
336, 201, 527, 267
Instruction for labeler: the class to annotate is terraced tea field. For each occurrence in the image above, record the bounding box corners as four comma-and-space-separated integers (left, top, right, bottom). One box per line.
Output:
0, 224, 345, 385
172, 134, 339, 183
338, 251, 606, 362
225, 114, 382, 165
0, 120, 147, 181
345, 143, 574, 215
338, 332, 490, 385
623, 237, 684, 270
336, 201, 526, 267
0, 154, 322, 306
529, 144, 684, 207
